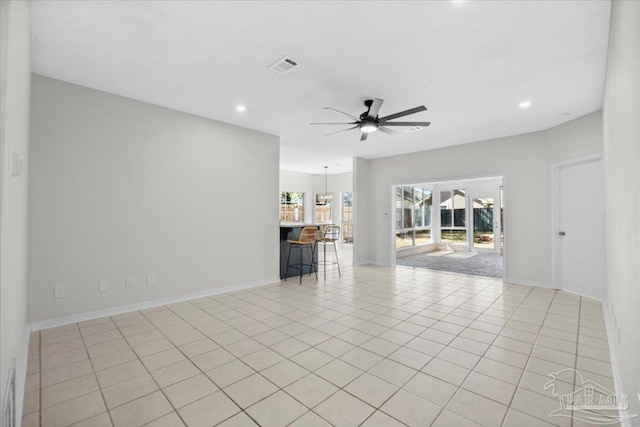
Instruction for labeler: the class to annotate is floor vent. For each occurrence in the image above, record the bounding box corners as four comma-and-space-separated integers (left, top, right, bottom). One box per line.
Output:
1, 359, 16, 427
269, 56, 300, 75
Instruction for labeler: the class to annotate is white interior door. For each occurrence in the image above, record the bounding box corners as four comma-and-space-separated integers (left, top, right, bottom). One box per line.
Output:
557, 157, 605, 300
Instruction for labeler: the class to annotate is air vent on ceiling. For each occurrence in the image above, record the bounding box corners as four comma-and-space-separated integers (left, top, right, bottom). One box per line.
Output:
270, 56, 300, 75
403, 126, 423, 134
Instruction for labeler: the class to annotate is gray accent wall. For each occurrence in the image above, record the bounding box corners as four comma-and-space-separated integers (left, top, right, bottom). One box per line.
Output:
28, 75, 280, 323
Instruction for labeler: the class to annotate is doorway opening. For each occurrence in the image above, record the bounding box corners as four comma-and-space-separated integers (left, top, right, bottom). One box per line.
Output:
394, 176, 504, 278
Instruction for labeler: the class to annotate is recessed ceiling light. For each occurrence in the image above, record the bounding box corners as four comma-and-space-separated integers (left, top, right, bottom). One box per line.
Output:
519, 101, 532, 109
236, 105, 246, 112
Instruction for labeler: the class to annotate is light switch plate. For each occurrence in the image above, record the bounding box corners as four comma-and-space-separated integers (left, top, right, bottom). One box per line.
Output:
53, 286, 65, 299
99, 280, 109, 292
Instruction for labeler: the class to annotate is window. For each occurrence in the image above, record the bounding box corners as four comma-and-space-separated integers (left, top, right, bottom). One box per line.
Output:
315, 194, 332, 223
280, 192, 304, 223
440, 189, 467, 243
395, 185, 433, 248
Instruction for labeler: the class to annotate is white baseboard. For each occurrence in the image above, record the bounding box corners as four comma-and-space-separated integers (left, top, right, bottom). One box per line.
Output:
28, 276, 281, 332
353, 259, 388, 267
504, 276, 556, 289
365, 260, 389, 266
602, 304, 637, 427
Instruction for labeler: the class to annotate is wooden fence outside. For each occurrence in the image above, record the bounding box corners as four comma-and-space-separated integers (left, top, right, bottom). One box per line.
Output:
279, 205, 353, 243
279, 205, 304, 223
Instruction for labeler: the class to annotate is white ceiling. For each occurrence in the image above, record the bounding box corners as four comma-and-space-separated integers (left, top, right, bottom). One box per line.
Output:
29, 1, 611, 174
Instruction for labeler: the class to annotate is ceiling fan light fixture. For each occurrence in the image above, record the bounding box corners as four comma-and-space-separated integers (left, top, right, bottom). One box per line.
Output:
360, 121, 378, 133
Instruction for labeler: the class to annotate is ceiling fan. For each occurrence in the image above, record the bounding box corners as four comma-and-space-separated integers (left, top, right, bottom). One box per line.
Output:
310, 98, 430, 141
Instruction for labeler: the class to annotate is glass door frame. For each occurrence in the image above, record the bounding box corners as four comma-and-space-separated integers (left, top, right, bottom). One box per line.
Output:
341, 192, 353, 243
468, 188, 502, 254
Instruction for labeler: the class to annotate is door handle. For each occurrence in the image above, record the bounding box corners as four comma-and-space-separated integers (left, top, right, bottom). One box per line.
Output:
558, 231, 566, 236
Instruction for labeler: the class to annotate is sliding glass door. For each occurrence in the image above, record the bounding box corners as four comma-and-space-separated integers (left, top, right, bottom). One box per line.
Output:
470, 189, 501, 253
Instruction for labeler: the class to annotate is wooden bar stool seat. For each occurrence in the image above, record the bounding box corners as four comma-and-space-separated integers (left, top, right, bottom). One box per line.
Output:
285, 226, 318, 284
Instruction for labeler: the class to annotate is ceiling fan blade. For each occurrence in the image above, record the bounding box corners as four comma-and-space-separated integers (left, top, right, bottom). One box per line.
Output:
366, 98, 384, 119
323, 107, 359, 120
381, 121, 431, 127
310, 122, 357, 125
325, 125, 359, 137
360, 132, 369, 141
379, 105, 427, 121
378, 126, 403, 137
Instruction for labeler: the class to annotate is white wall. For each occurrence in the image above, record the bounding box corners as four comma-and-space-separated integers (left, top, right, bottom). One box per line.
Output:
353, 157, 371, 265
28, 76, 280, 323
356, 111, 603, 286
603, 0, 640, 421
0, 0, 30, 419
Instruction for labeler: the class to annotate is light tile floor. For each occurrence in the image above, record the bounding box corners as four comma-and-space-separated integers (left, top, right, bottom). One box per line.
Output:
23, 264, 619, 427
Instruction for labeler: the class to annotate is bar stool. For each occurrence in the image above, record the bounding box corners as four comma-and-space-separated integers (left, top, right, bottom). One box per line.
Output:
317, 225, 341, 280
285, 226, 318, 284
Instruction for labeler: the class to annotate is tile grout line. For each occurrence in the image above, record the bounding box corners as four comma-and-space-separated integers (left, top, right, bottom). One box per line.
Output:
356, 277, 521, 423
354, 278, 516, 426
418, 283, 536, 426
571, 296, 582, 427
26, 267, 614, 427
137, 304, 248, 427
499, 289, 570, 427
76, 323, 117, 427
113, 311, 193, 427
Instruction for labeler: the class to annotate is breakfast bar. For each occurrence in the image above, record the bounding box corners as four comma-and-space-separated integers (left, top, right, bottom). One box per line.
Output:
279, 223, 325, 279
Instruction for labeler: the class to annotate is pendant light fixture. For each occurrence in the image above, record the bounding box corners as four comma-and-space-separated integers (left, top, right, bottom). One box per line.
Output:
317, 166, 332, 205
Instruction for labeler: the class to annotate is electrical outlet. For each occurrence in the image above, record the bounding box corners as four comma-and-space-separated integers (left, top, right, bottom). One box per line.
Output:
125, 276, 138, 288
10, 152, 22, 178
53, 286, 65, 299
99, 280, 109, 292
147, 274, 156, 285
